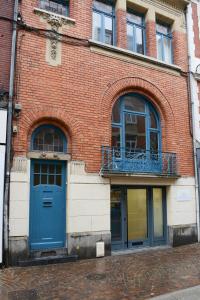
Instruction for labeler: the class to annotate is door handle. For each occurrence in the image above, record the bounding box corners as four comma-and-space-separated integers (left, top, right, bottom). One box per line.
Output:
43, 201, 52, 207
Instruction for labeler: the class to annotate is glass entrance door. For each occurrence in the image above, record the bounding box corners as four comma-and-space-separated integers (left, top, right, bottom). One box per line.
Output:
111, 187, 167, 250
127, 189, 149, 247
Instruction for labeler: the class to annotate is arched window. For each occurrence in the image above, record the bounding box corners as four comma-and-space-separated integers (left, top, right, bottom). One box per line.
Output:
111, 93, 161, 170
31, 125, 67, 153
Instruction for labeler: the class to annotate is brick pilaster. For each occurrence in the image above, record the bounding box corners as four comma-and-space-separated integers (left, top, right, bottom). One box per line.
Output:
115, 0, 127, 49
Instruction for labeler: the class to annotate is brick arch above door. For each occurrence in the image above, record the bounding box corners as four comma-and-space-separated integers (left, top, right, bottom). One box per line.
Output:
13, 106, 86, 158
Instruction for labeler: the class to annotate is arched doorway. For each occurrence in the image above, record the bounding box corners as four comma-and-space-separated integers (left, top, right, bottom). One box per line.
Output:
29, 125, 67, 250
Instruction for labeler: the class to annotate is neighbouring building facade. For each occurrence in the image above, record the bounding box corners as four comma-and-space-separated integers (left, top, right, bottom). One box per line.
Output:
187, 0, 200, 225
8, 0, 198, 265
0, 0, 15, 264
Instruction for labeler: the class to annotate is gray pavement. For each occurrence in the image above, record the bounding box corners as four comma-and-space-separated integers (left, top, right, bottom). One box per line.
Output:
151, 285, 200, 300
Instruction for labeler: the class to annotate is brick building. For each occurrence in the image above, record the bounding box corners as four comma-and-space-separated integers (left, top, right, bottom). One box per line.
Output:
8, 0, 198, 265
187, 0, 200, 228
0, 0, 15, 264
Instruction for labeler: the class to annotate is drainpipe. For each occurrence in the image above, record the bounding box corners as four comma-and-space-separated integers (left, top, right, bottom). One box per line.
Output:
3, 0, 18, 266
186, 5, 200, 242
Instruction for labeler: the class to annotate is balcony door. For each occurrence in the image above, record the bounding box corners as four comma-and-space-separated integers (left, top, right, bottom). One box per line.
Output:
111, 187, 167, 250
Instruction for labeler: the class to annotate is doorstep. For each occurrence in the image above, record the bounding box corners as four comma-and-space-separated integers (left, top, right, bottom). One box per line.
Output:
112, 245, 171, 256
18, 247, 78, 267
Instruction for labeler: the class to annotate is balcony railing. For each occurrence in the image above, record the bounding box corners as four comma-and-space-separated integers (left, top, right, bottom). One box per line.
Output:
101, 146, 178, 176
39, 0, 69, 16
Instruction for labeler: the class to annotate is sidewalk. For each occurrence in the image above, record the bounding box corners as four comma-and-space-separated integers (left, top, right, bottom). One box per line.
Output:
1, 243, 200, 299
151, 285, 200, 300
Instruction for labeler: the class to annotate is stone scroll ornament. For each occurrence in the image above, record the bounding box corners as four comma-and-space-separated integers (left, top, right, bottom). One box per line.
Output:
47, 15, 62, 60
34, 10, 69, 61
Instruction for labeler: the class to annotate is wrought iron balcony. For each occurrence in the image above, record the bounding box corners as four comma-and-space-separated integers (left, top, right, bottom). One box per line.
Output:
101, 146, 178, 176
40, 0, 69, 16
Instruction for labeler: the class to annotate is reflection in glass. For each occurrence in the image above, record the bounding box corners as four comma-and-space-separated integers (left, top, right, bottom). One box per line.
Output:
125, 113, 146, 151
163, 37, 171, 64
92, 12, 101, 42
150, 132, 158, 152
112, 100, 120, 123
153, 188, 164, 238
111, 190, 122, 241
124, 96, 145, 112
127, 189, 147, 240
105, 16, 112, 44
135, 27, 143, 54
157, 34, 162, 61
127, 24, 133, 51
150, 111, 157, 129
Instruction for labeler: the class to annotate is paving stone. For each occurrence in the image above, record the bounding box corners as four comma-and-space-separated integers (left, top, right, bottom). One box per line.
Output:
1, 244, 200, 299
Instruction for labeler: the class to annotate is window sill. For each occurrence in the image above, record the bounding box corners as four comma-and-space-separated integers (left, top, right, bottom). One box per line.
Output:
34, 7, 75, 26
89, 40, 182, 73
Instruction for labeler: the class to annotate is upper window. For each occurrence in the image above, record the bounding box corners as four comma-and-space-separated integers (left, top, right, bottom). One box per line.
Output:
112, 94, 161, 154
39, 0, 69, 16
127, 11, 145, 55
92, 0, 115, 45
156, 22, 172, 64
31, 125, 67, 153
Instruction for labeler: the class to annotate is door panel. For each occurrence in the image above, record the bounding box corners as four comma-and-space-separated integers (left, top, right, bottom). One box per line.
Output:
30, 160, 66, 250
127, 189, 148, 246
111, 189, 126, 250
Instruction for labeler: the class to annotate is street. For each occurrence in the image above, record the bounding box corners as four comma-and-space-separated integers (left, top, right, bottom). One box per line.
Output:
1, 244, 200, 299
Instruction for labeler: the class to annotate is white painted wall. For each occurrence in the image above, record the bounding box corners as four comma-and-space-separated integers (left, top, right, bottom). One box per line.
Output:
67, 161, 110, 233
9, 158, 30, 237
0, 146, 6, 263
187, 1, 200, 144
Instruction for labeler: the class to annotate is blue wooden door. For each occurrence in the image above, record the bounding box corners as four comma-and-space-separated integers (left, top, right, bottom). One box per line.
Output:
30, 160, 66, 250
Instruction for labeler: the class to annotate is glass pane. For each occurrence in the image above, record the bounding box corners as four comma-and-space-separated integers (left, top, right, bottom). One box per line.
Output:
112, 127, 120, 148
56, 175, 62, 186
127, 12, 143, 25
163, 37, 172, 64
34, 164, 40, 173
150, 111, 157, 128
41, 174, 48, 184
104, 16, 113, 45
34, 174, 40, 186
49, 165, 55, 174
93, 1, 113, 14
127, 189, 147, 240
127, 24, 133, 51
112, 100, 120, 123
156, 34, 162, 61
32, 127, 65, 153
93, 12, 101, 42
56, 165, 62, 174
124, 95, 145, 112
125, 113, 146, 151
49, 175, 55, 185
153, 188, 164, 238
41, 164, 48, 174
156, 23, 169, 35
135, 27, 144, 54
150, 132, 158, 152
111, 190, 122, 241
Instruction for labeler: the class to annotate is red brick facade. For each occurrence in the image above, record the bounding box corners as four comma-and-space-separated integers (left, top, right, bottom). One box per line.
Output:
13, 0, 194, 176
0, 0, 14, 91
